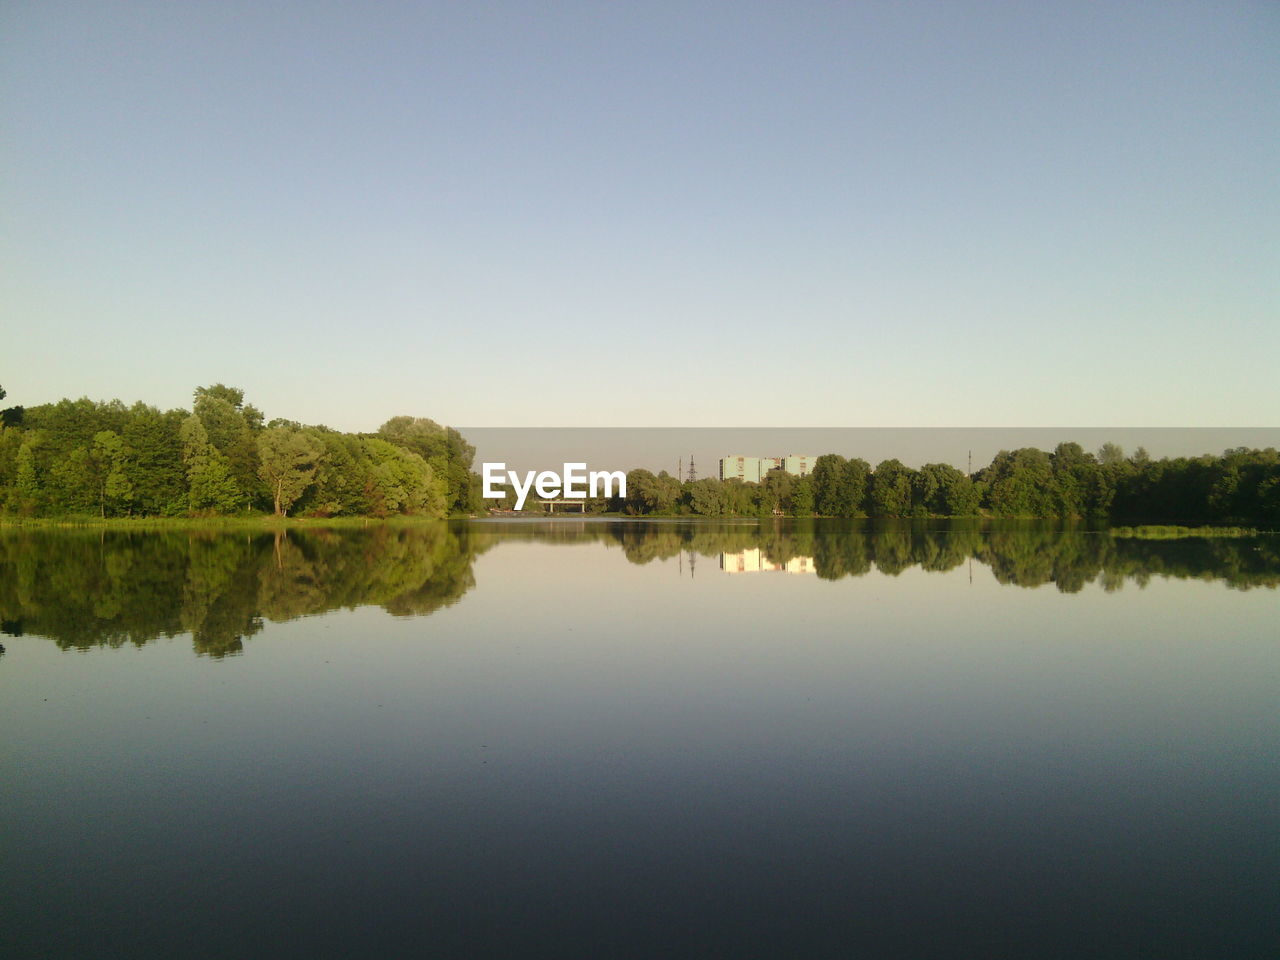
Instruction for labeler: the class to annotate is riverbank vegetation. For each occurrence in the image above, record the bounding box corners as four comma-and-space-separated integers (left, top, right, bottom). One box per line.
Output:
2, 384, 1275, 527
606, 443, 1279, 528
0, 384, 476, 520
486, 445, 1277, 528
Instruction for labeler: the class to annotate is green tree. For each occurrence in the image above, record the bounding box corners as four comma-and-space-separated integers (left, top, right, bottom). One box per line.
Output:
93, 430, 134, 517
625, 468, 660, 514
0, 426, 22, 492
761, 468, 795, 516
0, 382, 22, 428
14, 438, 41, 514
49, 446, 98, 514
687, 477, 727, 516
985, 448, 1055, 517
122, 403, 186, 515
295, 430, 367, 516
257, 427, 323, 516
869, 460, 913, 517
910, 464, 941, 516
720, 478, 757, 517
911, 463, 979, 516
378, 416, 476, 514
1098, 442, 1125, 466
1050, 442, 1096, 518
789, 476, 815, 517
840, 458, 871, 516
363, 438, 446, 517
811, 454, 847, 516
181, 415, 243, 513
194, 385, 262, 506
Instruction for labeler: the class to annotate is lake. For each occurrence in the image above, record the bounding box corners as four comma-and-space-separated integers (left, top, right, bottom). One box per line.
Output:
2, 520, 1276, 958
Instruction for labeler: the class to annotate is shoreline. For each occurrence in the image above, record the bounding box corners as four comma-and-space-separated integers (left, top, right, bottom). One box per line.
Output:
0, 515, 1265, 538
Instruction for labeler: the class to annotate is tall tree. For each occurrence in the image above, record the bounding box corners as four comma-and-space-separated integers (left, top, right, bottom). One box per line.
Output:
869, 460, 913, 517
840, 458, 871, 516
93, 430, 134, 517
14, 438, 40, 514
1050, 442, 1096, 518
985, 448, 1055, 517
687, 478, 727, 516
194, 385, 262, 506
122, 403, 186, 515
257, 427, 323, 516
378, 416, 476, 514
181, 415, 243, 513
811, 454, 847, 516
789, 476, 815, 517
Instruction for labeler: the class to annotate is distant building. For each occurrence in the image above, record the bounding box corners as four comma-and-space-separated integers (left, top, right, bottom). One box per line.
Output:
719, 455, 761, 483
783, 454, 815, 477
718, 454, 816, 482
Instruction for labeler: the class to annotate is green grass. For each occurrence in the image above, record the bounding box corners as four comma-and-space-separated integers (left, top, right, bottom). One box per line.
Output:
1109, 525, 1259, 539
0, 513, 452, 530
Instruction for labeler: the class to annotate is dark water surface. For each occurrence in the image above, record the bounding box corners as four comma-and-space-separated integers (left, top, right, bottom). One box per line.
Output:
2, 521, 1277, 958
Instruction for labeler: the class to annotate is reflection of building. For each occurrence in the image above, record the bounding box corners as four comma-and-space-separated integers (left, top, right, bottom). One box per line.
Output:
719, 454, 816, 482
784, 556, 816, 574
720, 549, 816, 574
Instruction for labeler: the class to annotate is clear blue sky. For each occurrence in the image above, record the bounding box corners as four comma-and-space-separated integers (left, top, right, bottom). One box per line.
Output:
4, 1, 1276, 430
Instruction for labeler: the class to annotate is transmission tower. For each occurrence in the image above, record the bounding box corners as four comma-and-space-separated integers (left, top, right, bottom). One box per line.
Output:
687, 454, 697, 483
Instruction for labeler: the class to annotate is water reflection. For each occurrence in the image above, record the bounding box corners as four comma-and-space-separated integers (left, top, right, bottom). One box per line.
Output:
1, 520, 1276, 655
600, 518, 1280, 591
721, 548, 817, 573
0, 524, 482, 657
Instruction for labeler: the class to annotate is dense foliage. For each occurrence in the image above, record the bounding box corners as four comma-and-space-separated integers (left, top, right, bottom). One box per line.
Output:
0, 384, 476, 518
594, 443, 1280, 527
3, 378, 1275, 528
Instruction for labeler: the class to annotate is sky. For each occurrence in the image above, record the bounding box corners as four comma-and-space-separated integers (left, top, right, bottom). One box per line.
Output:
3, 1, 1277, 431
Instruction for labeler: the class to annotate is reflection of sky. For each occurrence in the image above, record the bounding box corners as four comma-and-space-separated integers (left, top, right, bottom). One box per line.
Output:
2, 538, 1276, 955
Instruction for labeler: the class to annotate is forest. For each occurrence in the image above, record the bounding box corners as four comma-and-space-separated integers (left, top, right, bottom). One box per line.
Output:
561, 445, 1280, 527
1, 383, 1276, 527
0, 384, 476, 519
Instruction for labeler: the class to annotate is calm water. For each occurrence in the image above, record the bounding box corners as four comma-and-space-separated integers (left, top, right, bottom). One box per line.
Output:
2, 520, 1277, 958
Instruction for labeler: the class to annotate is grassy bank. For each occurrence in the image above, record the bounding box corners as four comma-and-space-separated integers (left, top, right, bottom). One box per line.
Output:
0, 514, 458, 530
1109, 525, 1261, 539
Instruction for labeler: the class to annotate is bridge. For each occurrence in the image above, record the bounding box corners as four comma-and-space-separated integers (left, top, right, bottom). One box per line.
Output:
535, 499, 589, 513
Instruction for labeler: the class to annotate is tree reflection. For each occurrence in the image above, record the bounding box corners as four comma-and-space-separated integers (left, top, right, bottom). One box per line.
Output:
0, 524, 483, 657
0, 520, 1274, 656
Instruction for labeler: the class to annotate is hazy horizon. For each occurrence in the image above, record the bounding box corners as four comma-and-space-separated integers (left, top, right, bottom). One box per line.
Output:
463, 427, 1280, 475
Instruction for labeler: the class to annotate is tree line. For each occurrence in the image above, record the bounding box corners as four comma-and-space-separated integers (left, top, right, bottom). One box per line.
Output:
612, 443, 1279, 527
2, 380, 1275, 528
0, 384, 477, 519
